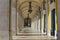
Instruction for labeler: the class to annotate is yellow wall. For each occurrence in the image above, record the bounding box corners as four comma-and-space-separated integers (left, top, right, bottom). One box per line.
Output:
56, 0, 58, 32
48, 13, 50, 31
48, 0, 58, 32
48, 3, 50, 31
56, 16, 57, 31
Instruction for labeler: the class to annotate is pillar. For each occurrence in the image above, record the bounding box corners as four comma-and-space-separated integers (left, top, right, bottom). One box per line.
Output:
11, 0, 17, 36
0, 0, 9, 40
47, 1, 51, 36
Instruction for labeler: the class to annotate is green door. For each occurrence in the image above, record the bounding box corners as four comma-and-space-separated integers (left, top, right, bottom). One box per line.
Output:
51, 9, 55, 36
44, 14, 46, 33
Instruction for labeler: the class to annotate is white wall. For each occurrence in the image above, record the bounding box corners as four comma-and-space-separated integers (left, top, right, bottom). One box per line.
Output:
0, 0, 9, 40
31, 16, 40, 32
18, 13, 24, 33
58, 0, 60, 40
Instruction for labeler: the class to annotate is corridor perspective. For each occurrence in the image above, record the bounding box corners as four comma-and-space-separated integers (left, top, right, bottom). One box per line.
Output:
10, 0, 58, 40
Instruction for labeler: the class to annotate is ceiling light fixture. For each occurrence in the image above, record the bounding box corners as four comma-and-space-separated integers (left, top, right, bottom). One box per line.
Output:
28, 1, 32, 13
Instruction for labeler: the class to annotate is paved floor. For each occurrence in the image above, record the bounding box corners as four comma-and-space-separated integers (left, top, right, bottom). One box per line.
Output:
12, 27, 57, 40
12, 39, 55, 40
12, 35, 57, 40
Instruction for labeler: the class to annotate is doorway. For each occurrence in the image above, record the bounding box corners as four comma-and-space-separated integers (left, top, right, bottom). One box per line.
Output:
51, 9, 55, 36
43, 14, 46, 33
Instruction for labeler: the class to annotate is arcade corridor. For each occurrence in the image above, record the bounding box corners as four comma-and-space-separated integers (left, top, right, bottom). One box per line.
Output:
10, 0, 58, 40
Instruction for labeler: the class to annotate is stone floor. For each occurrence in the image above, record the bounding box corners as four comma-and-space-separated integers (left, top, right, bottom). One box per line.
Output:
12, 39, 55, 40
12, 27, 57, 40
12, 36, 57, 40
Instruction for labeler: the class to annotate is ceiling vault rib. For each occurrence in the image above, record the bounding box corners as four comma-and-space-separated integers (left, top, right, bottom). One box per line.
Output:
18, 1, 40, 8
21, 9, 39, 14
18, 6, 39, 12
19, 5, 39, 10
17, 0, 42, 19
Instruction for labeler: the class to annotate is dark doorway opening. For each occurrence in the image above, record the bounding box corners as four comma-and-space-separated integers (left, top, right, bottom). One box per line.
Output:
44, 14, 46, 33
24, 18, 31, 27
51, 9, 55, 36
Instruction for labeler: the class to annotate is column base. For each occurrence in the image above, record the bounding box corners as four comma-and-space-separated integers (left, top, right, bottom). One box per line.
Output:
47, 30, 51, 36
55, 30, 57, 39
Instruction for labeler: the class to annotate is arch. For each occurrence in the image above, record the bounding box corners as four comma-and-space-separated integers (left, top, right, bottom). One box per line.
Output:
19, 9, 39, 14
18, 0, 40, 8
19, 4, 39, 10
19, 6, 39, 12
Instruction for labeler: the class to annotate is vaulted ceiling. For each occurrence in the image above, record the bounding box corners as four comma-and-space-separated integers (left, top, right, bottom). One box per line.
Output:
17, 0, 43, 19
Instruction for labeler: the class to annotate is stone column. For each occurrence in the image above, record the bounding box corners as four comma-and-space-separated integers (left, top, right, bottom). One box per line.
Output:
0, 0, 9, 40
58, 0, 60, 40
11, 0, 17, 36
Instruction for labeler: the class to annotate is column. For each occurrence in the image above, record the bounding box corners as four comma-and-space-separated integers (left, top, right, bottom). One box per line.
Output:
58, 0, 60, 40
38, 19, 40, 32
42, 13, 44, 34
11, 0, 17, 36
0, 0, 9, 40
47, 1, 51, 36
11, 6, 17, 36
